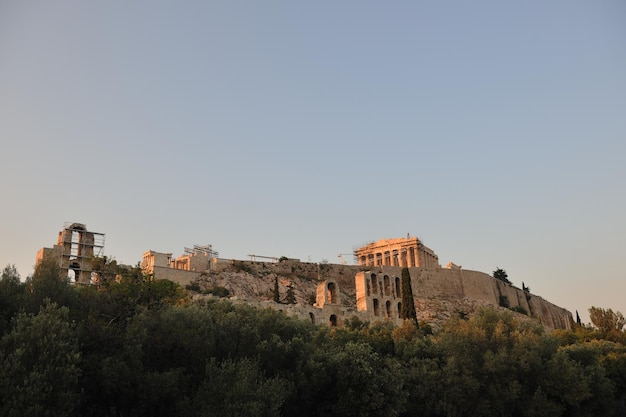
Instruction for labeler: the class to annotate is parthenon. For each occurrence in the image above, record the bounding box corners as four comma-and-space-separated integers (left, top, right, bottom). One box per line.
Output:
354, 235, 440, 268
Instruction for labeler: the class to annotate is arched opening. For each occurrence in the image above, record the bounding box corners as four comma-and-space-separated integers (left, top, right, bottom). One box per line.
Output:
395, 277, 401, 297
67, 269, 76, 283
309, 312, 315, 324
373, 299, 380, 316
371, 274, 378, 294
69, 262, 80, 283
327, 282, 337, 304
384, 275, 391, 296
329, 314, 337, 327
386, 300, 391, 317
397, 302, 402, 318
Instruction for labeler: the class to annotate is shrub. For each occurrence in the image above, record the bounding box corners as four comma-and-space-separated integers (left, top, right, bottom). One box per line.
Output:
511, 306, 528, 316
499, 295, 510, 308
205, 286, 230, 298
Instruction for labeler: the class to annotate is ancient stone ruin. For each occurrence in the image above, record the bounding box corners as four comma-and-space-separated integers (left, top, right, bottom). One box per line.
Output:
37, 225, 573, 331
36, 222, 105, 285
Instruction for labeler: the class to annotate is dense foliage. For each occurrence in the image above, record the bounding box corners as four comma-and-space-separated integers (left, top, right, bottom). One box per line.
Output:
493, 267, 512, 284
400, 267, 417, 324
1, 262, 625, 417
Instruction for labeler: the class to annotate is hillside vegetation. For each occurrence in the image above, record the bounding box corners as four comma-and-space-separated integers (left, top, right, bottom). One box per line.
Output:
1, 261, 625, 417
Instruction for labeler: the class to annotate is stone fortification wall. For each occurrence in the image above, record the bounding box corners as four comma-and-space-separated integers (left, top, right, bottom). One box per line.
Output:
153, 258, 572, 331
151, 266, 203, 286
407, 267, 572, 331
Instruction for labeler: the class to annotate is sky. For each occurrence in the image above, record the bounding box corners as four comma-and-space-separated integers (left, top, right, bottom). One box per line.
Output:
1, 1, 624, 323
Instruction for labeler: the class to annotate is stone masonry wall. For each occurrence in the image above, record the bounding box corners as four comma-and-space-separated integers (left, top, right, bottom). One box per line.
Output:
170, 260, 573, 331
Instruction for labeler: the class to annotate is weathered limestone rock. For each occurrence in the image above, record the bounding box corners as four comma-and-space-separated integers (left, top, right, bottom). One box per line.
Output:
178, 260, 572, 331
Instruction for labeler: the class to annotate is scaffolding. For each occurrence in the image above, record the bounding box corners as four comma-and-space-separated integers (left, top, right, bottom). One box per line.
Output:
59, 222, 105, 284
183, 244, 219, 258
247, 254, 279, 262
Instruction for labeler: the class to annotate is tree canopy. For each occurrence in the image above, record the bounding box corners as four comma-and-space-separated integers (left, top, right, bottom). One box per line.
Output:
400, 267, 417, 326
1, 262, 625, 416
589, 306, 626, 341
492, 267, 512, 284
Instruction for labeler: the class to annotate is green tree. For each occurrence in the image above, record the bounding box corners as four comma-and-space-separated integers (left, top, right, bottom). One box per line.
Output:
273, 276, 280, 303
400, 267, 417, 325
0, 302, 81, 417
285, 282, 296, 304
0, 264, 24, 335
193, 358, 289, 417
88, 255, 120, 285
1, 264, 20, 284
102, 265, 188, 310
589, 306, 625, 341
25, 258, 78, 313
435, 308, 594, 417
493, 267, 511, 284
299, 341, 405, 417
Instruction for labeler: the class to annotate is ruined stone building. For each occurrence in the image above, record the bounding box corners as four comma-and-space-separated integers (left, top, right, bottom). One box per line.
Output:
225, 272, 406, 328
313, 279, 349, 327
141, 244, 219, 283
354, 235, 440, 268
36, 223, 105, 284
356, 271, 404, 321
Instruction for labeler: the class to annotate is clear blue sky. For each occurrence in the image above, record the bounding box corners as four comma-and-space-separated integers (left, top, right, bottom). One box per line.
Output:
1, 1, 624, 323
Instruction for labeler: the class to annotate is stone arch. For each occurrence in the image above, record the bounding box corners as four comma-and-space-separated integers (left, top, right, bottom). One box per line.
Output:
327, 282, 337, 304
386, 300, 391, 317
68, 223, 86, 231
397, 302, 402, 318
329, 314, 338, 327
69, 261, 80, 283
395, 276, 401, 298
371, 273, 378, 295
373, 298, 380, 316
384, 275, 391, 296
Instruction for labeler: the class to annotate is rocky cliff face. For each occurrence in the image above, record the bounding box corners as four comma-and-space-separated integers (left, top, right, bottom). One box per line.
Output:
408, 267, 572, 331
186, 260, 573, 331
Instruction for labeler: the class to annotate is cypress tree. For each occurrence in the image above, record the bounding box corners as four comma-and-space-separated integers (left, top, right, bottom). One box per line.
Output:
285, 283, 296, 304
400, 267, 418, 326
273, 276, 280, 303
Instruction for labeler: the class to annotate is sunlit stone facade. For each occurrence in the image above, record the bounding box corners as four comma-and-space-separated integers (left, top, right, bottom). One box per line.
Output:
354, 235, 440, 269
